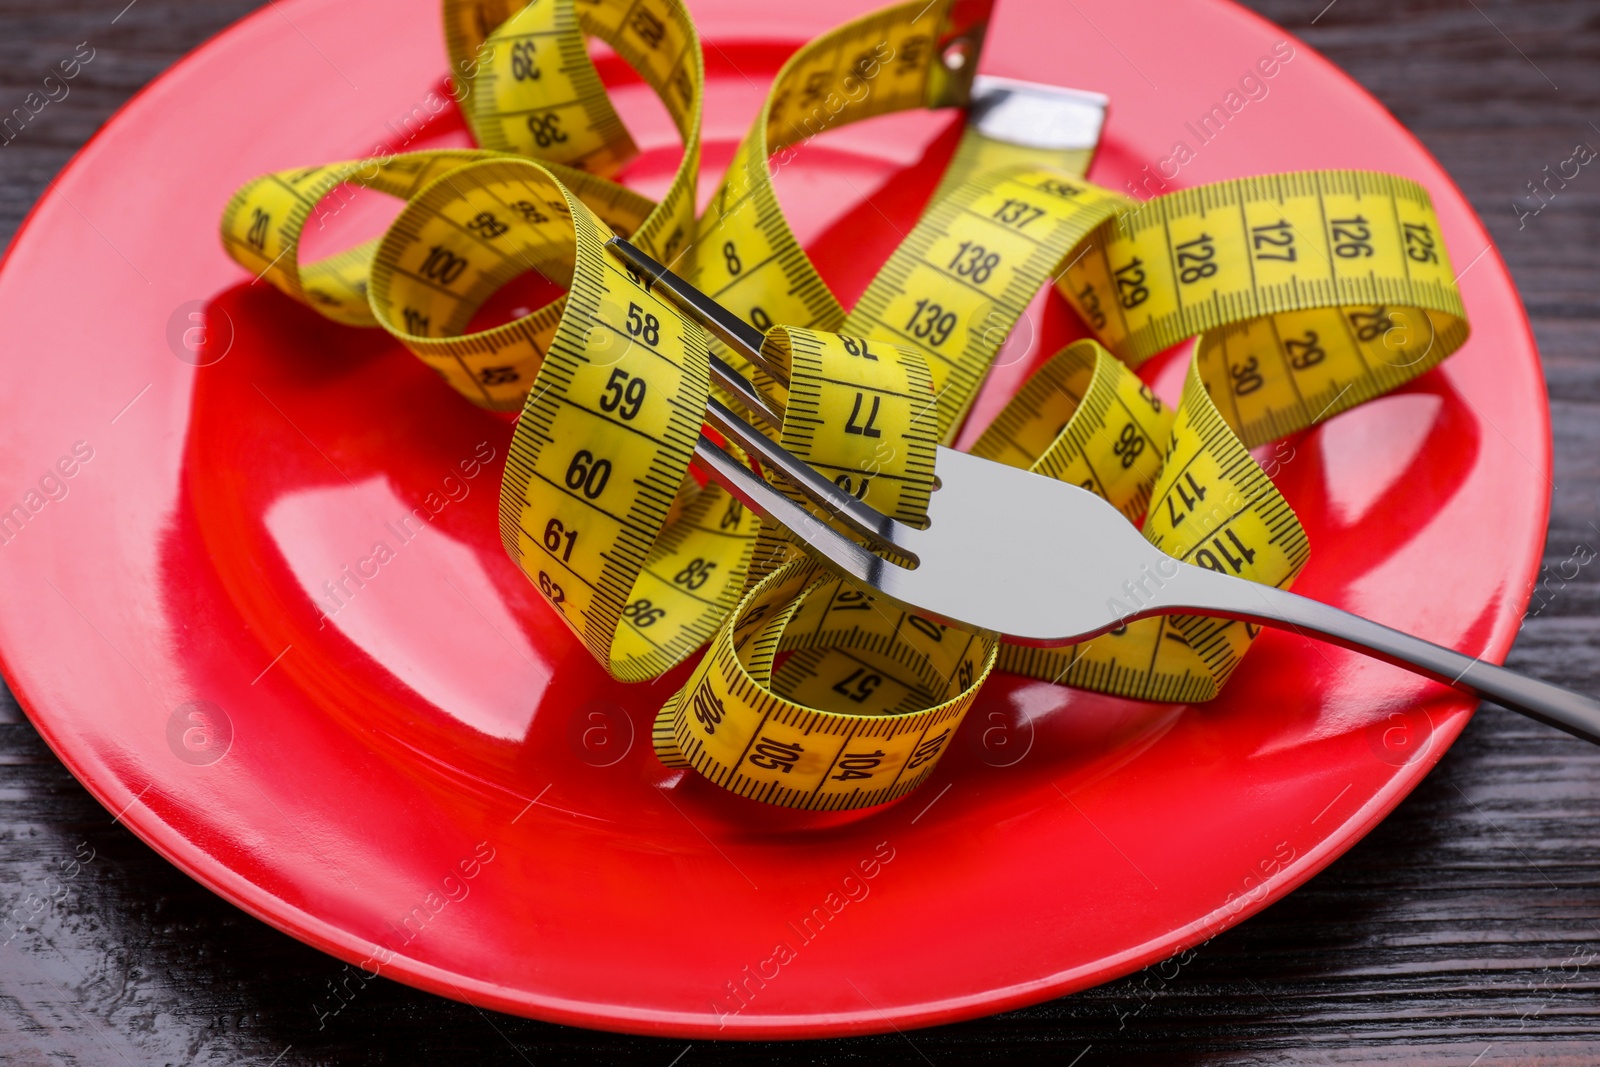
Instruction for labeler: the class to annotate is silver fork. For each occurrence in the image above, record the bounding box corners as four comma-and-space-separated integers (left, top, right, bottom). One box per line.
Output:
607, 237, 1600, 747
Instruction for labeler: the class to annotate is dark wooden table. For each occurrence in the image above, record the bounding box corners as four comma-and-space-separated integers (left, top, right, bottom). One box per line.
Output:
3, 1, 1597, 1063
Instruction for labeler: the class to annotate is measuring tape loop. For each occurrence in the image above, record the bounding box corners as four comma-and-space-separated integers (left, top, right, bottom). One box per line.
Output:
652, 557, 999, 809
1058, 170, 1467, 448
216, 0, 1473, 808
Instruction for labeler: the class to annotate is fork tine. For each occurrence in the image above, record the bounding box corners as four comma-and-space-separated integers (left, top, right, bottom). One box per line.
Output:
606, 237, 790, 389
693, 433, 891, 586
605, 236, 919, 559
708, 357, 784, 430
607, 237, 782, 430
703, 396, 917, 559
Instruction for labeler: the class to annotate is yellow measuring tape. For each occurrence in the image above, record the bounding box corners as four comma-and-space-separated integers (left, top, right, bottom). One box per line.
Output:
219, 0, 1468, 809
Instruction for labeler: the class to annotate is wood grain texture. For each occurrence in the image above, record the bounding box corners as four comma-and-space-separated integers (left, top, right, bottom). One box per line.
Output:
1, 0, 1597, 1062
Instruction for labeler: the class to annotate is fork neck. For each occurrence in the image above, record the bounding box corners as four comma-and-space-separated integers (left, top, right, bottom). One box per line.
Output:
1156, 563, 1600, 747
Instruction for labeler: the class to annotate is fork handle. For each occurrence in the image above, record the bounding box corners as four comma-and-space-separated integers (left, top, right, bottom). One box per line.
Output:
1177, 571, 1600, 746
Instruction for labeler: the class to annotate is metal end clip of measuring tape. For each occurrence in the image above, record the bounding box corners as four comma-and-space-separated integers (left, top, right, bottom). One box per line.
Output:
216, 0, 1469, 810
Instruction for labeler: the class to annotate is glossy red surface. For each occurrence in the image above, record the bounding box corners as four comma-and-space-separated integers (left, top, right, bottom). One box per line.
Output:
0, 0, 1549, 1039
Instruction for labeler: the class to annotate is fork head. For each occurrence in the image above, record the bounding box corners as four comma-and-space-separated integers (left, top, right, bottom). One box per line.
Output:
693, 430, 1184, 647
866, 445, 1182, 646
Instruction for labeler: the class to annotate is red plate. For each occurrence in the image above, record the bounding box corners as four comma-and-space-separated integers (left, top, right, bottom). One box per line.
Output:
0, 0, 1548, 1039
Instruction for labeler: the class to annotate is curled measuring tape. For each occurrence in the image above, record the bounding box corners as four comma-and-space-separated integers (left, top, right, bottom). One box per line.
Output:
218, 0, 1469, 810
